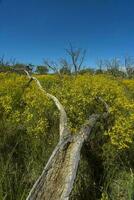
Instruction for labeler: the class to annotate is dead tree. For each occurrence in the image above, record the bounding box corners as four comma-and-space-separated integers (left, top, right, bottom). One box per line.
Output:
59, 58, 71, 74
96, 59, 104, 72
44, 59, 71, 77
25, 71, 109, 200
124, 55, 134, 78
66, 43, 86, 75
44, 59, 61, 77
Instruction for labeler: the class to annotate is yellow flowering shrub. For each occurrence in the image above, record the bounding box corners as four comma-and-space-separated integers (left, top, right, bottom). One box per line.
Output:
0, 72, 134, 200
36, 74, 134, 150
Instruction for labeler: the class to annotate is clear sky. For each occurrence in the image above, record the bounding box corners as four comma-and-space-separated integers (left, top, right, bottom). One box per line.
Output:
0, 0, 134, 66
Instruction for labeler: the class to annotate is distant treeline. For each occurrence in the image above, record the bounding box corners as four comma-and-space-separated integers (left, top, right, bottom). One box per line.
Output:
1, 44, 134, 78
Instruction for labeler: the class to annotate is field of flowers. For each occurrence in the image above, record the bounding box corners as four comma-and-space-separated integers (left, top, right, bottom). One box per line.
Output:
0, 72, 134, 200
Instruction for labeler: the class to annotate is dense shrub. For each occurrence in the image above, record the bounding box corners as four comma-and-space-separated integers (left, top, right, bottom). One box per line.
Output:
0, 73, 134, 199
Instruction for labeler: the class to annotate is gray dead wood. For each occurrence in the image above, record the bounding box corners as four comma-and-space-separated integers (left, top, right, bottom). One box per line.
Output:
24, 71, 108, 200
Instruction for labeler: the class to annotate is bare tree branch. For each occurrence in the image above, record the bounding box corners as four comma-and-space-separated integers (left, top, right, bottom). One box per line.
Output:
24, 70, 109, 200
59, 58, 70, 69
96, 59, 104, 71
66, 43, 86, 74
44, 59, 61, 77
24, 70, 69, 140
26, 113, 101, 200
124, 55, 134, 78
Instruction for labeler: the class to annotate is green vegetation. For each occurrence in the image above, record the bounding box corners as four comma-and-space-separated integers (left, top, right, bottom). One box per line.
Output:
35, 66, 49, 74
0, 72, 134, 199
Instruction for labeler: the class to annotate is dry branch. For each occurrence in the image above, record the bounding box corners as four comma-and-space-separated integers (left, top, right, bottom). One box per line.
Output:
26, 114, 100, 200
24, 70, 69, 140
24, 71, 109, 200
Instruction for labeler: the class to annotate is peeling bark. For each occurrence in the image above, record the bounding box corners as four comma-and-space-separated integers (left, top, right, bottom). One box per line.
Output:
24, 71, 108, 200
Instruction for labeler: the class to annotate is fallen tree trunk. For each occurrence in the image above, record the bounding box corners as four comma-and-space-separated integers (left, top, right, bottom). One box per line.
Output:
25, 72, 108, 200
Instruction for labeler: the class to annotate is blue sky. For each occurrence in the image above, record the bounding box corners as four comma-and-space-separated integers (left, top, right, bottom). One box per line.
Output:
0, 0, 134, 66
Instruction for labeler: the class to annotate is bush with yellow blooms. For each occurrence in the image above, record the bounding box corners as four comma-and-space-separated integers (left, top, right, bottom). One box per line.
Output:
0, 73, 134, 200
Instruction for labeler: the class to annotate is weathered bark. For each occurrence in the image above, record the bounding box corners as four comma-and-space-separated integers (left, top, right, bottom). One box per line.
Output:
24, 70, 69, 140
25, 71, 108, 200
26, 115, 100, 200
